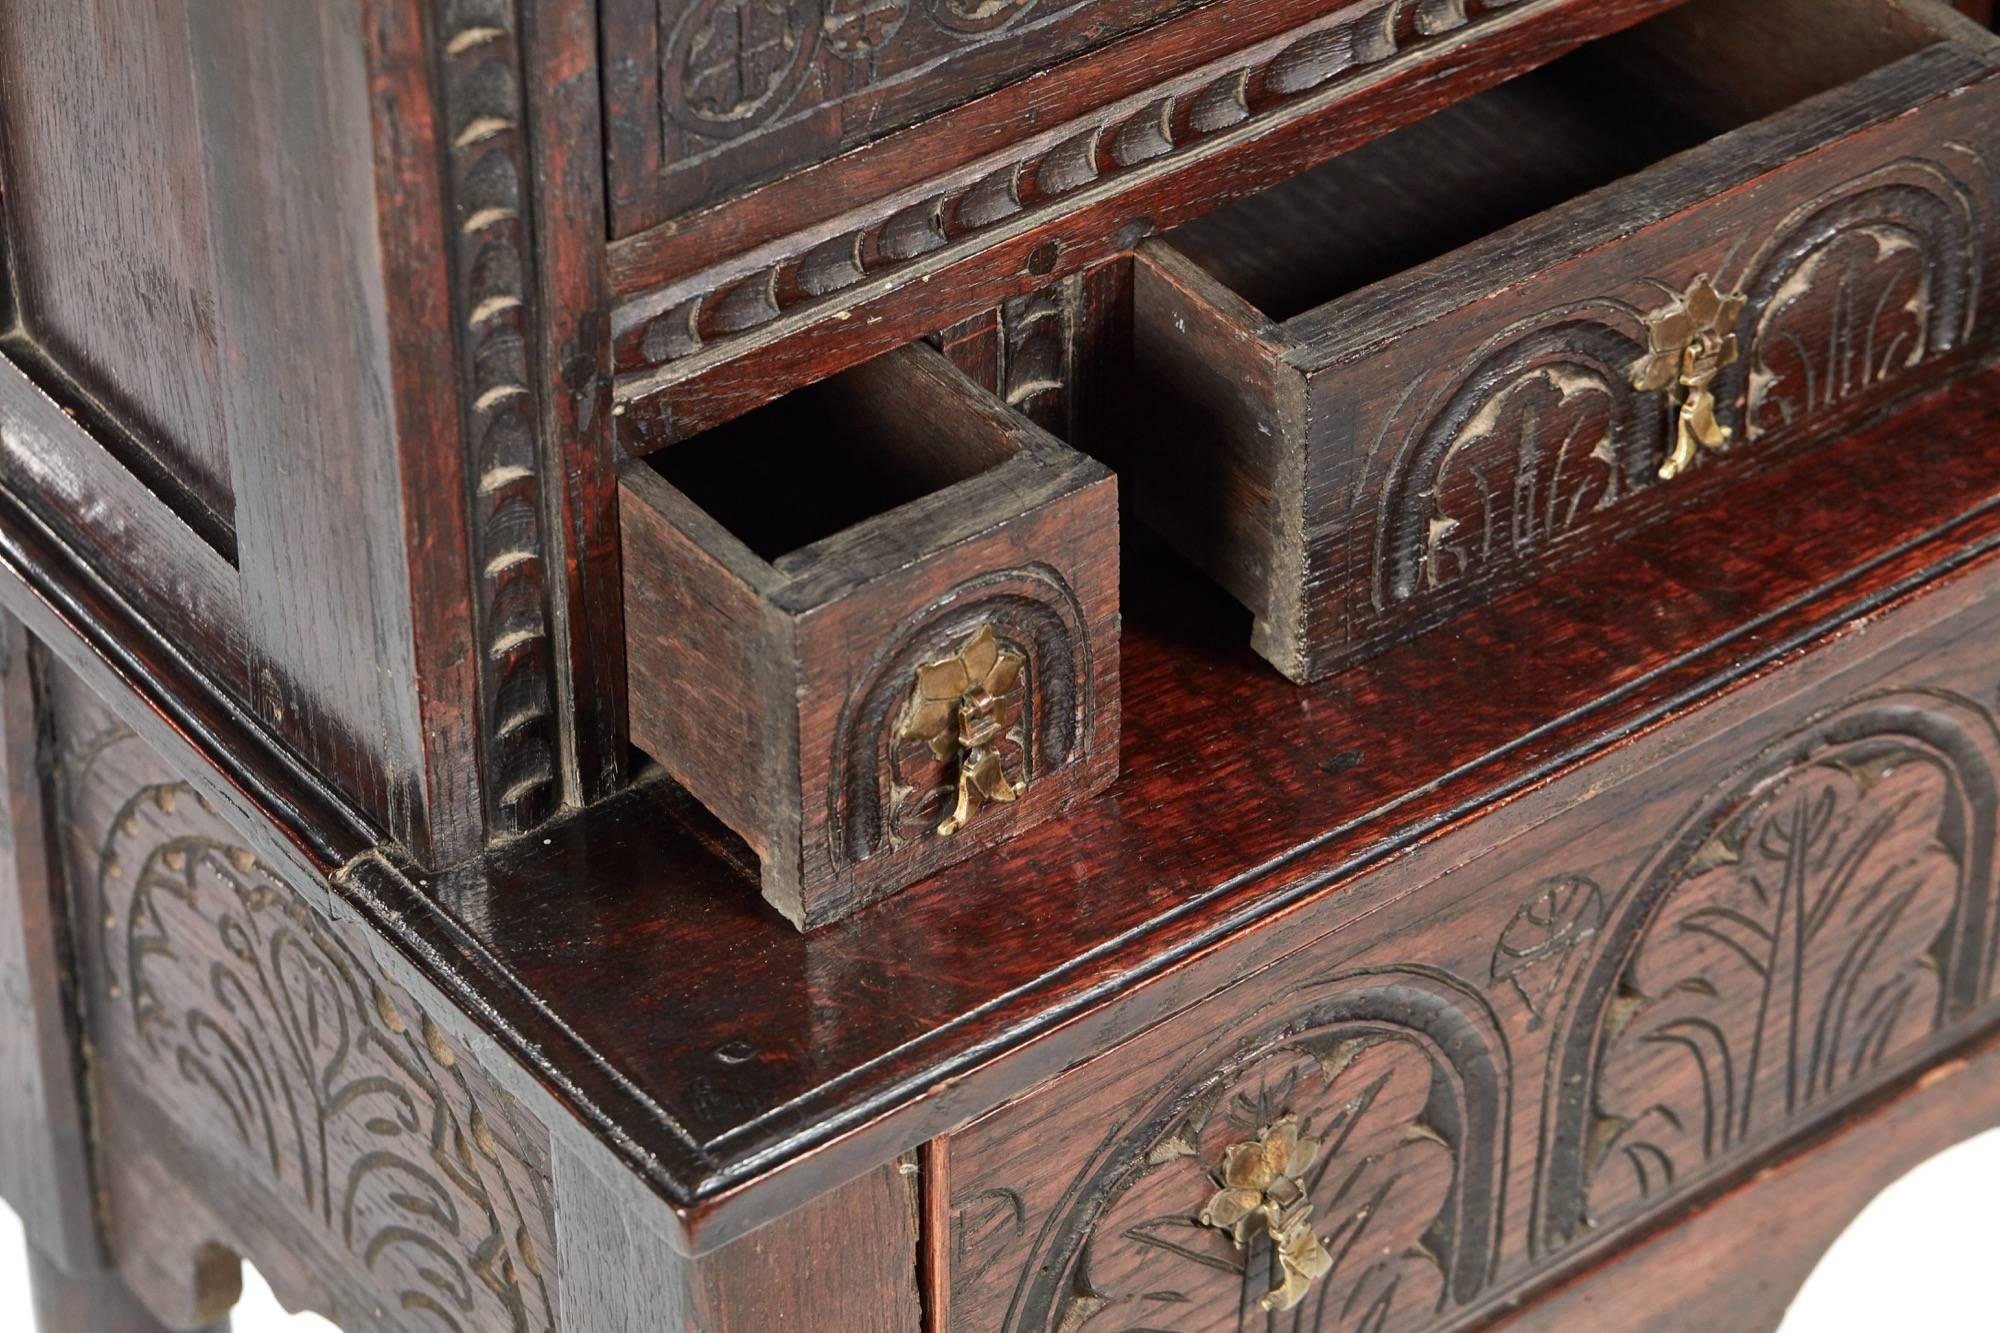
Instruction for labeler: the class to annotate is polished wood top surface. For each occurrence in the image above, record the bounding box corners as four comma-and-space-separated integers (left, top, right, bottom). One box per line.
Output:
384, 367, 2000, 1243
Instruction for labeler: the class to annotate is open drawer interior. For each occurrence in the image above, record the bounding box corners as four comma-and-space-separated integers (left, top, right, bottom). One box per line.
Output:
620, 345, 1120, 928
644, 356, 1024, 573
1166, 0, 1965, 323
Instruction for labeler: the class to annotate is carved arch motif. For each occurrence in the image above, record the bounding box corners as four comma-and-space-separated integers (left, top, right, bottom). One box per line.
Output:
75, 772, 561, 1331
828, 563, 1094, 866
1539, 691, 2000, 1250
1005, 969, 1510, 1332
1374, 313, 1661, 610
1722, 160, 1982, 444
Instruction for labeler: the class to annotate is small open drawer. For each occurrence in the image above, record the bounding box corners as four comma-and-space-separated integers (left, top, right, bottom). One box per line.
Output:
1129, 0, 2000, 683
620, 344, 1120, 929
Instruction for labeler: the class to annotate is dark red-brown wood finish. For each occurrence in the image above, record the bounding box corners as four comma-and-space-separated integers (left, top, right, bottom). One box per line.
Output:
0, 0, 1998, 1328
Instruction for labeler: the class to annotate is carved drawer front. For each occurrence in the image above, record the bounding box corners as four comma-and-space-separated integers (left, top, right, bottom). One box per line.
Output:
621, 342, 1119, 929
601, 0, 1211, 234
941, 556, 2000, 1330
1127, 0, 2000, 683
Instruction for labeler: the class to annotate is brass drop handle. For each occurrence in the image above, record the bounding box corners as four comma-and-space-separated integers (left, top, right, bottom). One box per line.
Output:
898, 624, 1026, 836
1197, 1114, 1334, 1313
1634, 275, 1749, 481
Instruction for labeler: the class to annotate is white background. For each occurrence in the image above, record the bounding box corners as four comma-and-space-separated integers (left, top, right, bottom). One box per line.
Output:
0, 1133, 1995, 1330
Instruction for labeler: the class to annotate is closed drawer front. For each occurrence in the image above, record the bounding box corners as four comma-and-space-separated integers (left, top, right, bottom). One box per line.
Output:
942, 550, 2000, 1329
601, 0, 1209, 234
620, 344, 1120, 929
1128, 0, 2000, 683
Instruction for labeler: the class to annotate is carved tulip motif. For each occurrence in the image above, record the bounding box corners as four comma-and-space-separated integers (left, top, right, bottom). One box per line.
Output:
1059, 1040, 1455, 1330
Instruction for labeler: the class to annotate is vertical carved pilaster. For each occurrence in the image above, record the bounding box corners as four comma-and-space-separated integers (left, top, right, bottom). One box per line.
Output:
436, 1, 561, 834
997, 279, 1075, 437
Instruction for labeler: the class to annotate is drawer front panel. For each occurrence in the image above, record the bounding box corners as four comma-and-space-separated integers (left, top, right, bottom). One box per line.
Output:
944, 568, 2000, 1330
1298, 80, 2000, 676
1130, 1, 2000, 683
603, 0, 1204, 233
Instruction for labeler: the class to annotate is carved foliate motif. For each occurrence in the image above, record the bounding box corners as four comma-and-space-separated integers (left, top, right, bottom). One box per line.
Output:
1054, 1042, 1453, 1330
1378, 153, 1986, 624
1003, 974, 1508, 1332
1739, 173, 1981, 442
57, 691, 559, 1333
1586, 747, 1960, 1220
1378, 318, 1660, 610
1540, 692, 2000, 1248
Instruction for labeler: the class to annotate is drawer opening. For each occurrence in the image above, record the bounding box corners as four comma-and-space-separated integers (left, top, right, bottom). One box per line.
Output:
648, 358, 1019, 563
1166, 0, 1952, 324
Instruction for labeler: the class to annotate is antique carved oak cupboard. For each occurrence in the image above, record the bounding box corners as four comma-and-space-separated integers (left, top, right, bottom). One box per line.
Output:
1, 0, 1999, 1328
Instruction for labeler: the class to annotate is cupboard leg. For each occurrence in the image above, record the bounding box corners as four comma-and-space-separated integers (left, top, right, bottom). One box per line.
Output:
27, 1246, 229, 1333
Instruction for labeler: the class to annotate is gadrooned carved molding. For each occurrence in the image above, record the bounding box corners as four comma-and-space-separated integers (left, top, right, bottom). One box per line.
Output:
440, 0, 562, 835
619, 0, 1534, 377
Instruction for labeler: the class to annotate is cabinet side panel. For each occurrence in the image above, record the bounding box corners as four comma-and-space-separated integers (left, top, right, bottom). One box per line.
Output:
45, 658, 561, 1331
0, 0, 236, 538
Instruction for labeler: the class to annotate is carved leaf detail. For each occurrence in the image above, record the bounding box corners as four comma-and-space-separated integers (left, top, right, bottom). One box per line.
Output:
1748, 227, 1932, 440
1065, 1040, 1451, 1331
96, 780, 559, 1332
1588, 755, 1958, 1222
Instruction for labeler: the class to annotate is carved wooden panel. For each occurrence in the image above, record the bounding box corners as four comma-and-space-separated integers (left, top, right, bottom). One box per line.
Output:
944, 631, 2000, 1327
609, 0, 1550, 378
0, 0, 236, 542
603, 0, 1207, 232
1538, 691, 2000, 1247
1130, 24, 2000, 683
46, 662, 559, 1332
1339, 149, 1993, 665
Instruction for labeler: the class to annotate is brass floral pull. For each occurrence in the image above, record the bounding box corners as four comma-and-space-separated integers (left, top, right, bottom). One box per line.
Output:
1198, 1114, 1334, 1313
899, 624, 1026, 836
1634, 275, 1748, 481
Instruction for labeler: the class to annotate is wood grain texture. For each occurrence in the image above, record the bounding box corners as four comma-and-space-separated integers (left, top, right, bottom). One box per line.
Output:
1494, 1022, 2000, 1332
521, 0, 629, 810
0, 354, 250, 696
943, 610, 2000, 1330
1130, 0, 2000, 680
603, 0, 1208, 234
27, 1249, 227, 1333
2, 9, 1999, 1324
0, 615, 100, 1274
0, 0, 626, 863
622, 344, 1120, 927
0, 0, 237, 544
436, 367, 2000, 1249
555, 1145, 923, 1332
609, 0, 1692, 445
45, 662, 563, 1331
